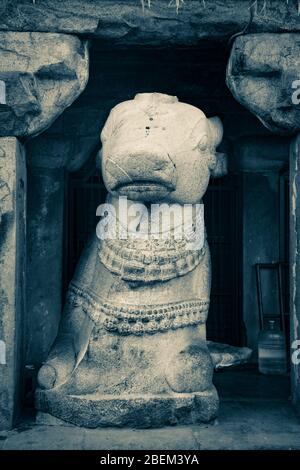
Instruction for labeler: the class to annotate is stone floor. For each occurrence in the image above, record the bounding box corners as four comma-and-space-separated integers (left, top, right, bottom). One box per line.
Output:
1, 366, 300, 450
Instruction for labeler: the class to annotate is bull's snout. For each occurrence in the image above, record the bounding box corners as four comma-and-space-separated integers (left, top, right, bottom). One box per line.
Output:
103, 142, 177, 200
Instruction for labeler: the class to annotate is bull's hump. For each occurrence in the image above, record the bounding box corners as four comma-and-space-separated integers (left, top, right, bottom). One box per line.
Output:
133, 93, 206, 120
134, 92, 178, 104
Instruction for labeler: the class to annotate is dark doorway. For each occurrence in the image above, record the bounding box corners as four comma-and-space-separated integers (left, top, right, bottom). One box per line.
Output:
64, 162, 243, 346
204, 173, 243, 346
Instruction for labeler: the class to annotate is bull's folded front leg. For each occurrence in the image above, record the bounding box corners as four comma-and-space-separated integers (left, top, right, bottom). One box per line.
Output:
37, 304, 94, 390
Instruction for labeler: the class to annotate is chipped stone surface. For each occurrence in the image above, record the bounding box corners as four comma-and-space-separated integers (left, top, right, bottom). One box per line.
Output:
0, 32, 89, 137
0, 137, 26, 430
0, 1, 299, 45
227, 34, 300, 135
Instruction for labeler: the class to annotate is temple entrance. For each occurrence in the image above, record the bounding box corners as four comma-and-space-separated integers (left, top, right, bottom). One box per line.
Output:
23, 39, 293, 430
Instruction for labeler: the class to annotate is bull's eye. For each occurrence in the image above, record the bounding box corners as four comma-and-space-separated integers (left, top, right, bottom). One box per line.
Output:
198, 134, 208, 152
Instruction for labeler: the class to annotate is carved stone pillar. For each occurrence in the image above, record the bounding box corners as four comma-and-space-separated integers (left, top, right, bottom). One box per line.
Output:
0, 138, 26, 430
290, 134, 300, 416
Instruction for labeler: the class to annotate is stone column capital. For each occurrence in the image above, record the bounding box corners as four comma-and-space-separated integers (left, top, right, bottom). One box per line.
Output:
227, 34, 300, 136
0, 32, 89, 138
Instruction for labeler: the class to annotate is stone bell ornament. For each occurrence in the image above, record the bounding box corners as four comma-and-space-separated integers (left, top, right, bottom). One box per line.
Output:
36, 93, 227, 427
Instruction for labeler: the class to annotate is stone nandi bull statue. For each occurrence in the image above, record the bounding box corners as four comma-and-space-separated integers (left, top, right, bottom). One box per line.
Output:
36, 93, 227, 427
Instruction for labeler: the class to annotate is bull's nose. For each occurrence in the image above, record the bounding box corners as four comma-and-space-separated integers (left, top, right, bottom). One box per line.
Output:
124, 151, 175, 176
105, 142, 177, 191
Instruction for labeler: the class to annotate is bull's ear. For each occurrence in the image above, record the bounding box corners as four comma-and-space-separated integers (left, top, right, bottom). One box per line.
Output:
208, 116, 223, 148
100, 107, 116, 145
211, 152, 228, 178
207, 116, 227, 177
95, 147, 103, 170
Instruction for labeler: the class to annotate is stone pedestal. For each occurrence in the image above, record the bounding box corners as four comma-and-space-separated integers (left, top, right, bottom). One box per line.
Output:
0, 138, 26, 430
36, 389, 218, 428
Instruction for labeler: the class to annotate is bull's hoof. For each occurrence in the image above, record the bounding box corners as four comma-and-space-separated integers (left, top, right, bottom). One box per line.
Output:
165, 344, 214, 393
37, 332, 78, 390
37, 364, 57, 390
37, 355, 75, 390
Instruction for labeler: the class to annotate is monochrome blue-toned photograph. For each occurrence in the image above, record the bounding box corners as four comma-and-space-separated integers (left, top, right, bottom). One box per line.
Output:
0, 0, 299, 461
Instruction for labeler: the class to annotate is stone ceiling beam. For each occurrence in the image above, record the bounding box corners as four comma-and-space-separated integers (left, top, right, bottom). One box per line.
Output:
0, 32, 89, 138
226, 33, 300, 136
0, 1, 300, 45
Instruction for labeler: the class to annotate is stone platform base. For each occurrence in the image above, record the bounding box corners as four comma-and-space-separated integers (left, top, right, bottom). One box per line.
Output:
35, 386, 219, 428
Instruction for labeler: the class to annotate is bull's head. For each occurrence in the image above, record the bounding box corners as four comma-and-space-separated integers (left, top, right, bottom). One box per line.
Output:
100, 93, 227, 204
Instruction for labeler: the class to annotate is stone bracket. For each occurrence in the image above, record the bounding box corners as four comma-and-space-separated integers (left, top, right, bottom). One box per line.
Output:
227, 34, 300, 136
0, 32, 89, 138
